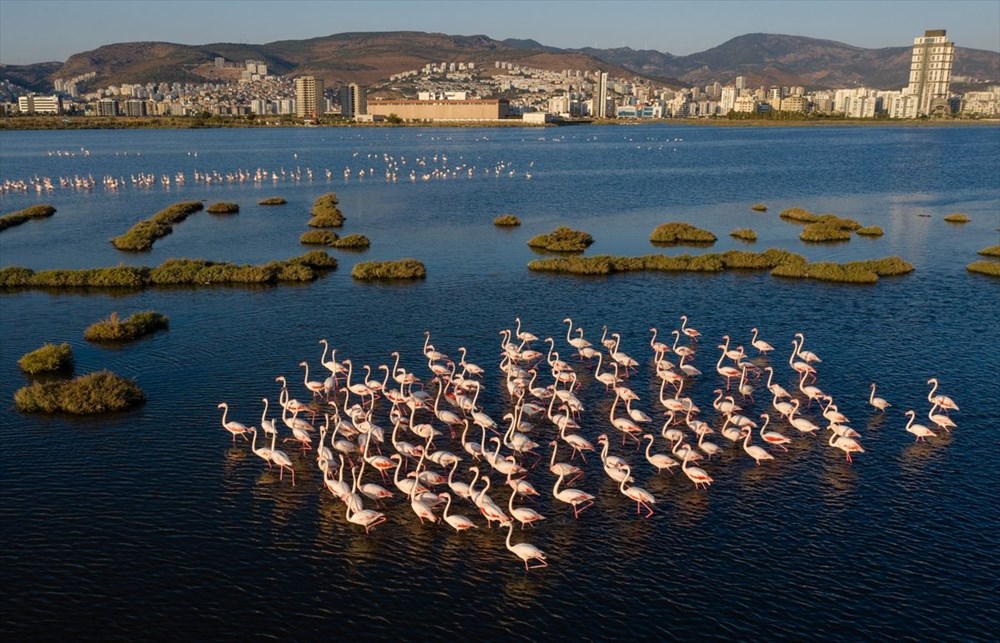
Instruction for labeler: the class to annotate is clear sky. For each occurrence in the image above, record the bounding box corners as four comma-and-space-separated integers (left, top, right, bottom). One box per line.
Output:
1, 0, 998, 65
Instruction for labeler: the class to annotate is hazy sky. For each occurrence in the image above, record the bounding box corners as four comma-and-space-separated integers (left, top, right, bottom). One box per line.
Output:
1, 0, 998, 65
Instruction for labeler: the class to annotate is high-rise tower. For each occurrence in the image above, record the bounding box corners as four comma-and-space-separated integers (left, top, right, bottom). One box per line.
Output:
295, 76, 324, 119
340, 83, 367, 118
907, 29, 954, 116
594, 71, 608, 119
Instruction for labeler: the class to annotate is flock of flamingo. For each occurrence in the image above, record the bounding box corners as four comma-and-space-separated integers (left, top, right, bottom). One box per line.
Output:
1, 151, 531, 195
217, 316, 959, 572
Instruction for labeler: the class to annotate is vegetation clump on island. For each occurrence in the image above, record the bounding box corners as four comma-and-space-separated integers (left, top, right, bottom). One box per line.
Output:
650, 222, 717, 244
18, 342, 74, 374
206, 202, 239, 214
258, 196, 287, 206
300, 230, 339, 245
352, 259, 426, 280
309, 193, 345, 227
14, 369, 145, 415
111, 201, 204, 251
331, 233, 371, 249
494, 214, 522, 226
966, 260, 1000, 277
730, 228, 758, 241
978, 245, 1000, 257
944, 213, 970, 223
84, 311, 169, 342
527, 226, 594, 252
856, 226, 885, 236
800, 223, 853, 242
779, 207, 819, 223
0, 204, 57, 232
750, 203, 768, 212
527, 248, 912, 284
0, 251, 337, 290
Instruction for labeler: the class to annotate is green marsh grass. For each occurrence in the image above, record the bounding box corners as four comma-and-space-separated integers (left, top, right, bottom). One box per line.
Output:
84, 311, 169, 342
111, 201, 204, 251
352, 259, 426, 280
649, 222, 717, 244
18, 342, 74, 374
494, 214, 522, 226
527, 226, 594, 252
206, 202, 239, 214
14, 369, 145, 414
0, 204, 56, 231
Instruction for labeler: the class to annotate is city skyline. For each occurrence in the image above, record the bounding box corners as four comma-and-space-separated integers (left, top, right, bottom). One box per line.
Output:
1, 0, 999, 66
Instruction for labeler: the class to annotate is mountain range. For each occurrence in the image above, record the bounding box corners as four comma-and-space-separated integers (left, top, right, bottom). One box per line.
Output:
3, 31, 998, 94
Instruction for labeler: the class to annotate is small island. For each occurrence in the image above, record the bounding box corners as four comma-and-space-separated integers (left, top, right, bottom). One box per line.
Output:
85, 311, 169, 342
309, 193, 345, 227
18, 342, 74, 374
650, 222, 716, 244
15, 369, 145, 414
494, 214, 522, 226
0, 204, 57, 232
258, 196, 287, 206
111, 201, 204, 251
352, 258, 426, 280
206, 202, 240, 214
527, 226, 594, 252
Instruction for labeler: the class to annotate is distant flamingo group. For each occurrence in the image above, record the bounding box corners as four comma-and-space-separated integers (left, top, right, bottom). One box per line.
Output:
217, 318, 959, 572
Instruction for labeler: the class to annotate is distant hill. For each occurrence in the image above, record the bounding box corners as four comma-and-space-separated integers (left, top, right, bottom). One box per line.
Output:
4, 31, 998, 93
583, 33, 1000, 89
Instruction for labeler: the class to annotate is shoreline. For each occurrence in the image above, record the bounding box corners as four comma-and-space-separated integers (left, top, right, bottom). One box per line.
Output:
1, 115, 997, 131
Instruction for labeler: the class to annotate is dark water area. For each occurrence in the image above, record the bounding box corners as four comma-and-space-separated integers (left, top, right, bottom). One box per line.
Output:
1, 124, 999, 639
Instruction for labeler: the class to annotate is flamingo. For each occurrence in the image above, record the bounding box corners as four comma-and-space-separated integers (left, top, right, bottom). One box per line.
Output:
759, 413, 791, 451
904, 410, 936, 442
563, 317, 592, 353
928, 403, 957, 433
679, 314, 701, 341
789, 337, 816, 382
741, 426, 774, 465
593, 353, 619, 390
671, 330, 695, 360
609, 394, 642, 446
642, 434, 678, 474
549, 441, 583, 483
316, 416, 334, 466
552, 471, 594, 518
447, 459, 473, 500
647, 326, 670, 357
697, 428, 721, 459
926, 378, 959, 413
502, 520, 548, 571
716, 346, 741, 390
260, 397, 277, 441
247, 426, 273, 469
439, 492, 477, 531
828, 431, 864, 463
282, 407, 312, 451
750, 327, 774, 355
217, 402, 250, 443
345, 469, 386, 534
764, 366, 791, 400
515, 317, 539, 345
787, 399, 820, 434
409, 460, 439, 525
618, 465, 655, 518
318, 339, 346, 381
299, 361, 325, 399
869, 383, 890, 413
800, 375, 825, 408
508, 486, 545, 529
681, 452, 713, 490
321, 454, 349, 499
471, 471, 509, 527
793, 332, 822, 363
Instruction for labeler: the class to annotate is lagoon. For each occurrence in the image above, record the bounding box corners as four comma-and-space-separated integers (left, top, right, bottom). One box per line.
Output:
1, 124, 998, 639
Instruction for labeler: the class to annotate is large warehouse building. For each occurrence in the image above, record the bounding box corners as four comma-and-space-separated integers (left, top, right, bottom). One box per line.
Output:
367, 98, 510, 121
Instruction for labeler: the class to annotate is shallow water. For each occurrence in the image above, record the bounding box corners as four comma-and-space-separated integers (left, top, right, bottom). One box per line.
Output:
1, 124, 999, 639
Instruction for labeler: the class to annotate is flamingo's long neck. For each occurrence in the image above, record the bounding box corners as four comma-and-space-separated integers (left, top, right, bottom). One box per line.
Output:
619, 467, 630, 493
766, 368, 775, 388
565, 320, 573, 344
789, 339, 798, 366
220, 404, 229, 426
905, 412, 914, 430
927, 380, 938, 403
